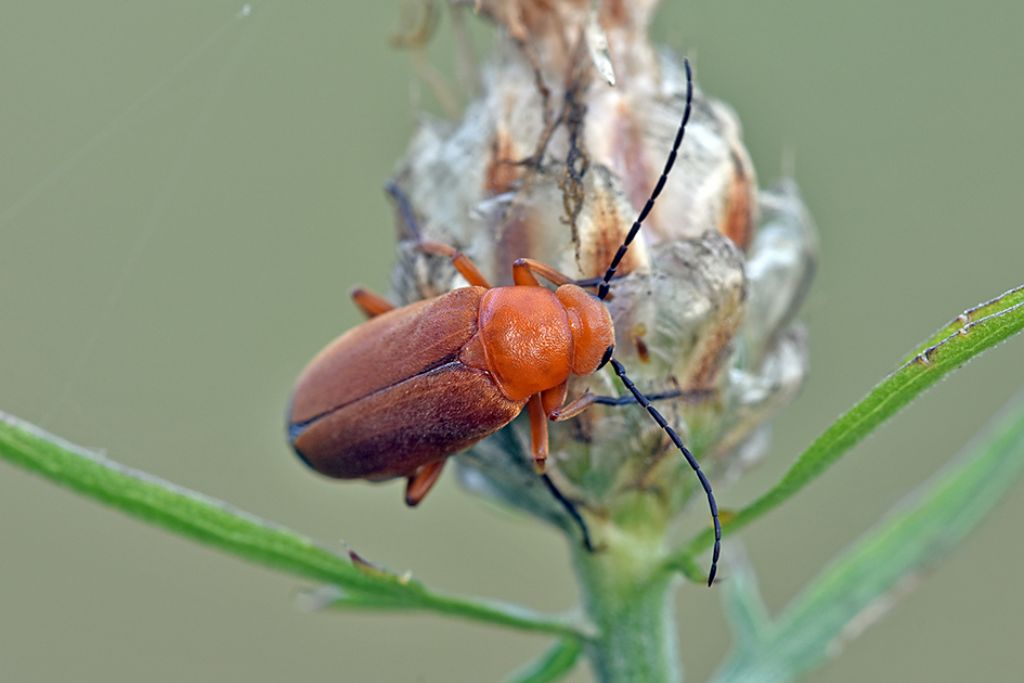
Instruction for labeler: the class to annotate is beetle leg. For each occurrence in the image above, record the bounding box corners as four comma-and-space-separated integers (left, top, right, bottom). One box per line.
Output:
512, 258, 575, 288
550, 388, 708, 421
548, 391, 597, 421
385, 180, 423, 241
537, 386, 596, 551
405, 459, 447, 507
387, 185, 493, 290
539, 473, 595, 552
350, 287, 396, 319
541, 382, 568, 418
527, 394, 549, 473
589, 388, 713, 406
418, 241, 493, 288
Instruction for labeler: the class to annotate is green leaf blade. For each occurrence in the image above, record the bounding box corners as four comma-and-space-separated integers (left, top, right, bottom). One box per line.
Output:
904, 283, 1024, 363
503, 638, 584, 683
0, 412, 387, 593
711, 393, 1024, 683
0, 411, 587, 640
718, 546, 772, 653
669, 285, 1024, 566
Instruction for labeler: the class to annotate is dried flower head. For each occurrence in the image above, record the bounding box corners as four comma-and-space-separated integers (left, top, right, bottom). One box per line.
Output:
387, 0, 816, 546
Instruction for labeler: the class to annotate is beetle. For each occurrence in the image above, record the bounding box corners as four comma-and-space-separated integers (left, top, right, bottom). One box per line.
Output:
287, 59, 721, 584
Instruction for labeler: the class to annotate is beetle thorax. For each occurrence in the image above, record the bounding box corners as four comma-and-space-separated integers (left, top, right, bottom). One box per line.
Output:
468, 285, 616, 402
473, 287, 574, 401
555, 285, 616, 376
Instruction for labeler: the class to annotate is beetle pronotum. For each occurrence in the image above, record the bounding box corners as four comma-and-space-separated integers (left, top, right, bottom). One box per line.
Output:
287, 59, 721, 585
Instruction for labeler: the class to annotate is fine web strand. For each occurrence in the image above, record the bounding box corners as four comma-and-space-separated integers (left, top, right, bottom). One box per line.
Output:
34, 4, 268, 426
0, 5, 260, 230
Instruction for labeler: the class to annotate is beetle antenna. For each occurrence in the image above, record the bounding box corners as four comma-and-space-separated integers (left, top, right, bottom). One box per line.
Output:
597, 58, 694, 301
609, 358, 720, 586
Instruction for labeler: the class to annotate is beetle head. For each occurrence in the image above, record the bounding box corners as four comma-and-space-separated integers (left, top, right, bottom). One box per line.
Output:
555, 284, 615, 376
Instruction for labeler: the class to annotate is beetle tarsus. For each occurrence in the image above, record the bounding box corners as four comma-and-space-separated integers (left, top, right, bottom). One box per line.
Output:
513, 258, 575, 288
590, 388, 714, 406
351, 287, 396, 319
405, 460, 447, 506
418, 241, 493, 288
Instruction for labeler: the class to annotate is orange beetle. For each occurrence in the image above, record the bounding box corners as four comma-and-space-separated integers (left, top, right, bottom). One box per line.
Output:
287, 60, 721, 584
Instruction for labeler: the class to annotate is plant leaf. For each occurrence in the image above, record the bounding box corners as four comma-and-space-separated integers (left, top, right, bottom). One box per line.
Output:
0, 411, 588, 640
709, 393, 1024, 683
669, 552, 708, 585
503, 638, 584, 683
667, 283, 1024, 570
904, 283, 1024, 363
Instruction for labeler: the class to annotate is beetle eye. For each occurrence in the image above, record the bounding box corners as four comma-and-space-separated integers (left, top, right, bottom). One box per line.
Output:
597, 345, 614, 370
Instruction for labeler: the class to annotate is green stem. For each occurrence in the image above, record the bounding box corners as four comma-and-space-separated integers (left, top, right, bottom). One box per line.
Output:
571, 526, 681, 683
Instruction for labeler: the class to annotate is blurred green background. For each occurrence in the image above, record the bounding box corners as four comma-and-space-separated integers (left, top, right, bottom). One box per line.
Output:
2, 2, 1023, 681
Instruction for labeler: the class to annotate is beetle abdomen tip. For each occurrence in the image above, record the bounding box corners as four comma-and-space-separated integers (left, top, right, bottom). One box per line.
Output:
286, 416, 318, 471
